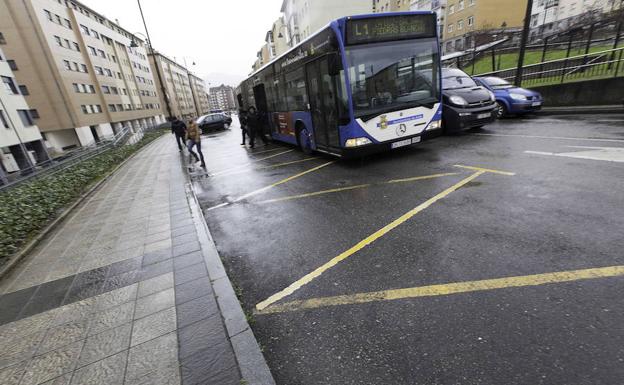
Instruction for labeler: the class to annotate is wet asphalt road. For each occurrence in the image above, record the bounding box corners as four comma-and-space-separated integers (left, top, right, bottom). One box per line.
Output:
192, 114, 624, 385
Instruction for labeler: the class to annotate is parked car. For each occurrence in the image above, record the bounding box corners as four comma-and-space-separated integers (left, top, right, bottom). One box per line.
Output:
196, 113, 232, 133
441, 68, 497, 132
473, 76, 543, 118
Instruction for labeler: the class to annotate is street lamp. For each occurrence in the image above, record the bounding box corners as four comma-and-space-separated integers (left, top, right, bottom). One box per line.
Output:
132, 0, 174, 121
180, 57, 201, 117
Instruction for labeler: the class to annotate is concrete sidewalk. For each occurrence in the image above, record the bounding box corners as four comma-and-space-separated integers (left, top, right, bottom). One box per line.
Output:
0, 136, 272, 385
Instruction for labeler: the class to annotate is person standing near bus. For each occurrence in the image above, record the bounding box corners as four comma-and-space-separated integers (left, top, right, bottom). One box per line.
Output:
247, 106, 269, 149
171, 117, 187, 151
186, 120, 206, 168
239, 109, 249, 146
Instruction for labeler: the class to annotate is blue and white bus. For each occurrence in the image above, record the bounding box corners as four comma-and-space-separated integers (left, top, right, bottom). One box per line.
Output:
237, 12, 442, 157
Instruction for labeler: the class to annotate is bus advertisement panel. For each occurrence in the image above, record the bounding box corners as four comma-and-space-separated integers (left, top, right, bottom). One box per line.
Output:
238, 12, 442, 157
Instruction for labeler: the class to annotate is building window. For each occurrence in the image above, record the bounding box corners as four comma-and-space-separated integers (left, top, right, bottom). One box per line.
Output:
448, 24, 454, 32
458, 20, 464, 30
469, 0, 475, 5
468, 16, 474, 26
459, 0, 464, 10
98, 49, 105, 58
94, 105, 102, 113
94, 66, 103, 75
80, 24, 90, 35
108, 104, 116, 112
102, 85, 110, 94
81, 105, 88, 114
73, 42, 80, 51
54, 36, 62, 46
7, 60, 17, 70
88, 46, 97, 56
89, 85, 95, 93
29, 109, 39, 119
17, 110, 34, 126
0, 32, 6, 44
44, 9, 53, 21
2, 76, 18, 94
449, 4, 455, 14
92, 30, 99, 39
0, 109, 9, 128
73, 83, 80, 93
81, 64, 88, 73
63, 60, 71, 70
18, 85, 29, 95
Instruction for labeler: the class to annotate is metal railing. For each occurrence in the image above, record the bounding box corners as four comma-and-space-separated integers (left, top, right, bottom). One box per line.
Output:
0, 124, 159, 192
474, 47, 624, 86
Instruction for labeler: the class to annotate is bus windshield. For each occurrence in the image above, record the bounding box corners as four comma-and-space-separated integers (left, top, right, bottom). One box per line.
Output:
345, 38, 440, 120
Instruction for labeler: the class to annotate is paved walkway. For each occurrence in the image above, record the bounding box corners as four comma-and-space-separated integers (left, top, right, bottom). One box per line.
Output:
0, 136, 241, 385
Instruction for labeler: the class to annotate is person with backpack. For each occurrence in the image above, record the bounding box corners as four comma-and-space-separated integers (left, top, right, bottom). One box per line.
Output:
171, 117, 187, 151
186, 119, 206, 168
247, 106, 269, 149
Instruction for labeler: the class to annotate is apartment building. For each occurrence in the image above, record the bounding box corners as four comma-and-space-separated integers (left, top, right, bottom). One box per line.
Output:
530, 0, 621, 38
208, 85, 236, 112
0, 0, 165, 154
410, 0, 447, 38
0, 46, 49, 181
189, 74, 210, 117
269, 17, 290, 58
147, 51, 202, 120
374, 0, 411, 12
280, 0, 373, 47
442, 0, 529, 52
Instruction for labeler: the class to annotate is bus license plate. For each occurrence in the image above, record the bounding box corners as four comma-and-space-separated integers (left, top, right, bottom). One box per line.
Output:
391, 137, 421, 149
477, 112, 491, 119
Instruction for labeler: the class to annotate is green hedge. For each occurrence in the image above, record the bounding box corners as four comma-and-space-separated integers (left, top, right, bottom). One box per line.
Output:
0, 129, 166, 262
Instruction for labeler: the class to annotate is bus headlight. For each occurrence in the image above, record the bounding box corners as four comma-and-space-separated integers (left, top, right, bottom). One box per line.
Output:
345, 137, 372, 147
426, 120, 442, 131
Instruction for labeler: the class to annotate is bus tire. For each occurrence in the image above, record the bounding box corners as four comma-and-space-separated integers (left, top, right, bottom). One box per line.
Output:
296, 125, 312, 154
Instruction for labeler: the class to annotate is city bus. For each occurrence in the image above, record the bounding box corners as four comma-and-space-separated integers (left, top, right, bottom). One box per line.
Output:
237, 12, 442, 157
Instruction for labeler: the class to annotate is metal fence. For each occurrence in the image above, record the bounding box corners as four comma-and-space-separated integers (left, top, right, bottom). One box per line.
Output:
0, 124, 159, 192
474, 46, 624, 86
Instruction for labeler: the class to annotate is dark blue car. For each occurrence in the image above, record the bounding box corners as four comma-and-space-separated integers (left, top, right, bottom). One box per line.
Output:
474, 76, 543, 118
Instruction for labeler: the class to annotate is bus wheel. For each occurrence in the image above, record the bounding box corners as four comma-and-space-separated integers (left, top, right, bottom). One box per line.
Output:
297, 127, 312, 154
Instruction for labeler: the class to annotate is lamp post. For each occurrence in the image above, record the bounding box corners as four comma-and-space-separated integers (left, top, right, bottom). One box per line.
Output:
181, 57, 201, 118
514, 0, 535, 86
132, 0, 173, 121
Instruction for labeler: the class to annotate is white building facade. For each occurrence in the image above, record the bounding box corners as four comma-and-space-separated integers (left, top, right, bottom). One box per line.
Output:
280, 0, 374, 48
410, 0, 447, 39
0, 47, 49, 183
530, 0, 621, 38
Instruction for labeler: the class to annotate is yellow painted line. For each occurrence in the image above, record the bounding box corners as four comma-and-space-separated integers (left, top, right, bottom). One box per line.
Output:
210, 150, 294, 176
258, 265, 624, 314
257, 172, 459, 205
257, 184, 372, 204
454, 164, 515, 176
255, 170, 486, 311
213, 157, 319, 178
386, 172, 460, 184
234, 161, 335, 203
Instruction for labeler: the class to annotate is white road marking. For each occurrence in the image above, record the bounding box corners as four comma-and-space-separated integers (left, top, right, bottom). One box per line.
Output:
474, 133, 624, 144
525, 146, 624, 163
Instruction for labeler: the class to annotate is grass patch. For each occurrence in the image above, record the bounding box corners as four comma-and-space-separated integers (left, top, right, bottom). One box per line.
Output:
463, 44, 623, 75
0, 129, 166, 262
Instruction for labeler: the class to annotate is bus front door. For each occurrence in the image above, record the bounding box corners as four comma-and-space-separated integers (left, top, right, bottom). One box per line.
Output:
306, 57, 339, 150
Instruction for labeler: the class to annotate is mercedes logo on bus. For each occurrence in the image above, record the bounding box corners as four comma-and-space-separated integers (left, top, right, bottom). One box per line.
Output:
396, 124, 408, 136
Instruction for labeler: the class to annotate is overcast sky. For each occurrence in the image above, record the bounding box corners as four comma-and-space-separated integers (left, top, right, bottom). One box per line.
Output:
80, 0, 283, 88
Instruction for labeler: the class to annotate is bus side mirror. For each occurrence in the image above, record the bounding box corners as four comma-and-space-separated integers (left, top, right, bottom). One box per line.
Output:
328, 53, 341, 76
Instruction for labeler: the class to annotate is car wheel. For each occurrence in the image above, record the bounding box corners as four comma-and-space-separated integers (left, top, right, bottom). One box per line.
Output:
495, 102, 507, 118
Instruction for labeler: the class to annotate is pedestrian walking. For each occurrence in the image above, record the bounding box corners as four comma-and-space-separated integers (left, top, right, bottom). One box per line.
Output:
247, 106, 269, 149
186, 119, 206, 168
239, 109, 249, 146
171, 117, 187, 151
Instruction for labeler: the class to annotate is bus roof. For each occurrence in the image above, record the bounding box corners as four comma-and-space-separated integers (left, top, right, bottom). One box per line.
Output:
242, 11, 436, 83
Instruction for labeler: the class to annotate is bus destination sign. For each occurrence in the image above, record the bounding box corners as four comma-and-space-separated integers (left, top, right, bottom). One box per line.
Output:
346, 14, 436, 45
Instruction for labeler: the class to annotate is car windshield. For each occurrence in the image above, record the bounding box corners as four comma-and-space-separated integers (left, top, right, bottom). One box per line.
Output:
484, 77, 514, 89
442, 70, 478, 90
345, 38, 440, 120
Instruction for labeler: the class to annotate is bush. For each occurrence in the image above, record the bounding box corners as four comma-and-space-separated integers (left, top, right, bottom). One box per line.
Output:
0, 129, 166, 262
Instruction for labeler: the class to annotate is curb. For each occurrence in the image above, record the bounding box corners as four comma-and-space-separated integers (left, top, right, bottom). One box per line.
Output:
540, 106, 624, 115
185, 173, 276, 385
0, 134, 166, 281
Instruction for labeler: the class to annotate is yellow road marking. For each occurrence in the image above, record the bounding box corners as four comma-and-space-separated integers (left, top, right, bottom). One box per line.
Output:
211, 150, 294, 176
213, 157, 319, 178
234, 161, 335, 203
256, 170, 487, 311
454, 164, 515, 176
257, 172, 459, 204
258, 265, 624, 314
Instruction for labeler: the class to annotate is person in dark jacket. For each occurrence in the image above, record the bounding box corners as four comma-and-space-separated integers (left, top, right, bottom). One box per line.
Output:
247, 107, 269, 149
171, 117, 187, 151
239, 109, 249, 146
